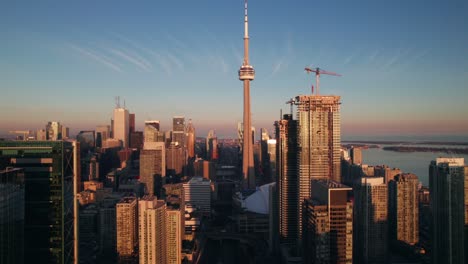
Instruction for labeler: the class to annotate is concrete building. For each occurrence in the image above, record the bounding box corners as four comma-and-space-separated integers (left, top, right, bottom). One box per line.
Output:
186, 120, 195, 159
36, 129, 47, 140
0, 140, 80, 264
296, 95, 341, 239
183, 177, 211, 215
350, 147, 362, 165
206, 130, 218, 161
113, 107, 130, 148
166, 208, 182, 264
138, 196, 166, 264
0, 168, 24, 264
194, 159, 215, 180
129, 113, 135, 134
430, 158, 467, 264
302, 180, 353, 264
96, 125, 111, 143
166, 142, 184, 176
389, 173, 419, 246
275, 114, 299, 245
354, 176, 388, 264
116, 197, 138, 259
46, 121, 62, 140
144, 121, 163, 143
140, 142, 166, 196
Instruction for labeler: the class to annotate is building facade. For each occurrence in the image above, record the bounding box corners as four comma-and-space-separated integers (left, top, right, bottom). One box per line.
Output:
430, 158, 466, 264
138, 196, 166, 264
354, 176, 388, 264
113, 107, 130, 148
0, 140, 80, 264
183, 177, 211, 215
116, 197, 138, 259
140, 142, 166, 196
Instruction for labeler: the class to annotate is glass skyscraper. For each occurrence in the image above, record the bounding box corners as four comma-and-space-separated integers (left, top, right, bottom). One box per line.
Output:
0, 140, 79, 264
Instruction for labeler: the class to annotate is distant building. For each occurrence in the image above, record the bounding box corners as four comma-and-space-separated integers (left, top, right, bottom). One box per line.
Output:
62, 126, 70, 139
96, 125, 111, 142
183, 177, 211, 215
116, 197, 138, 259
166, 142, 184, 176
140, 142, 166, 196
144, 121, 163, 143
36, 129, 47, 140
129, 113, 135, 134
113, 107, 130, 148
0, 140, 80, 263
130, 131, 143, 150
354, 176, 388, 263
389, 173, 419, 245
186, 120, 195, 159
350, 147, 362, 165
206, 130, 218, 161
194, 159, 216, 180
139, 196, 166, 264
302, 180, 353, 264
173, 116, 185, 132
46, 121, 62, 140
375, 165, 401, 183
430, 158, 467, 264
0, 168, 24, 264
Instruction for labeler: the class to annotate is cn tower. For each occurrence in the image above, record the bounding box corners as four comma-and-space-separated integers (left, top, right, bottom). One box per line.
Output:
239, 0, 255, 190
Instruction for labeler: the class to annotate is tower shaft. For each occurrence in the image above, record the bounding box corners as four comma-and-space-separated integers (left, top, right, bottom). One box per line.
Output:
239, 0, 255, 189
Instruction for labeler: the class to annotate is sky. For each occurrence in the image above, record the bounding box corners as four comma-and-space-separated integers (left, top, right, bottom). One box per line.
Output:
1, 0, 467, 139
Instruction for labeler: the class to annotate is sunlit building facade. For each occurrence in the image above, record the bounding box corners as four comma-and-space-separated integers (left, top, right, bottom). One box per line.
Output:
113, 107, 130, 148
116, 197, 138, 259
139, 196, 166, 264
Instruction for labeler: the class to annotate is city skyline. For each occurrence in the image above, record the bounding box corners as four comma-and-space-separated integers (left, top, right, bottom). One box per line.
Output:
1, 0, 468, 138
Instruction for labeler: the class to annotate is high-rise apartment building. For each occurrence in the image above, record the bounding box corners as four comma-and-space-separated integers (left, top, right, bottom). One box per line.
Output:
389, 173, 419, 245
296, 95, 341, 238
116, 197, 138, 259
113, 107, 130, 148
350, 147, 362, 165
0, 168, 24, 264
183, 177, 211, 215
166, 208, 182, 264
0, 140, 80, 264
302, 180, 353, 264
430, 158, 467, 264
354, 176, 388, 264
138, 196, 166, 264
187, 120, 195, 159
140, 142, 166, 196
275, 114, 298, 245
206, 130, 218, 160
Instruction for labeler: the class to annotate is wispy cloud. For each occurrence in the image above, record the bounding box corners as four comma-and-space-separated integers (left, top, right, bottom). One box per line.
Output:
272, 60, 283, 75
109, 48, 152, 72
219, 57, 229, 74
167, 53, 184, 71
382, 48, 412, 70
342, 50, 359, 66
368, 49, 380, 62
69, 44, 122, 72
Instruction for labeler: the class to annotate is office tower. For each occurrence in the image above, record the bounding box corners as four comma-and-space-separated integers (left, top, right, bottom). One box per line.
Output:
46, 121, 62, 140
275, 114, 298, 244
140, 142, 166, 196
206, 130, 218, 160
166, 208, 182, 264
113, 107, 130, 148
375, 165, 402, 183
354, 176, 388, 264
116, 197, 138, 259
130, 131, 144, 149
172, 116, 186, 150
36, 129, 47, 140
349, 147, 362, 165
62, 126, 70, 139
238, 0, 255, 190
187, 120, 195, 159
194, 159, 216, 180
96, 125, 111, 142
0, 168, 24, 264
129, 113, 135, 134
388, 173, 419, 245
144, 120, 163, 143
99, 200, 118, 257
89, 155, 99, 181
138, 196, 166, 264
166, 142, 184, 176
0, 140, 80, 263
302, 180, 353, 264
430, 158, 467, 264
79, 204, 98, 263
267, 139, 277, 180
183, 177, 211, 215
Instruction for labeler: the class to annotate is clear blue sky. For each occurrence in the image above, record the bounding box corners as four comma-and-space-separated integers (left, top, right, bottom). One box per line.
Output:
1, 0, 467, 138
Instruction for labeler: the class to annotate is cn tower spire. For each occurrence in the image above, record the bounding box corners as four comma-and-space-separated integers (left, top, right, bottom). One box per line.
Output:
239, 0, 255, 190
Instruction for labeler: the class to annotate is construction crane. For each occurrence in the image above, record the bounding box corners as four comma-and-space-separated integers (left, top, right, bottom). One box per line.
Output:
285, 98, 295, 115
9, 130, 31, 141
304, 66, 341, 95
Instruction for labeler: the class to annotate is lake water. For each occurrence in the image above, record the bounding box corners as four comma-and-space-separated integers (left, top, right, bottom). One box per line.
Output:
360, 146, 468, 186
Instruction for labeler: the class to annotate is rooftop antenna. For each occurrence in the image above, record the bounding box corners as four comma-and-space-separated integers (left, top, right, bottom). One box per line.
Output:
115, 96, 120, 108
